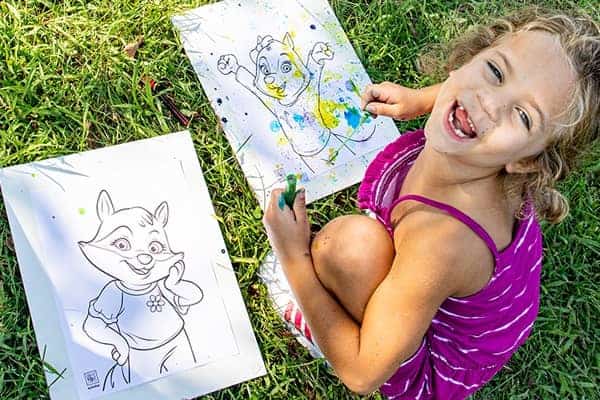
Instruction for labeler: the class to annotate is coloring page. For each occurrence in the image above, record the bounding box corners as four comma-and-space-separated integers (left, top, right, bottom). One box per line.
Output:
173, 0, 400, 208
0, 133, 264, 400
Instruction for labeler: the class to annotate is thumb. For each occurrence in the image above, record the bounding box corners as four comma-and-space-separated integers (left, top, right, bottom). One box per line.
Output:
292, 189, 307, 220
365, 102, 404, 120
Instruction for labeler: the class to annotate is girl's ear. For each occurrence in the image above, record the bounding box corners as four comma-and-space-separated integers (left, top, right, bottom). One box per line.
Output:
96, 190, 114, 221
505, 157, 539, 174
154, 201, 169, 227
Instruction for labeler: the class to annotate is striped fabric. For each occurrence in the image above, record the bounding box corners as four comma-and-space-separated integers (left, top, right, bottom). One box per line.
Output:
357, 129, 543, 399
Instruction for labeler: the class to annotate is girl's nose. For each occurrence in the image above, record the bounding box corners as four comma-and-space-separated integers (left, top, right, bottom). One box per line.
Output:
477, 92, 503, 123
137, 253, 153, 265
264, 75, 275, 84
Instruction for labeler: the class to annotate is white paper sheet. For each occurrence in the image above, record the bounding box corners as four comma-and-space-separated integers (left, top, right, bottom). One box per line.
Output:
0, 132, 265, 400
173, 0, 400, 208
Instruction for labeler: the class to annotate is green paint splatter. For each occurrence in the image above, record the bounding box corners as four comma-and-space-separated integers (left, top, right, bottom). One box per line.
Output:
78, 208, 86, 215
31, 173, 37, 178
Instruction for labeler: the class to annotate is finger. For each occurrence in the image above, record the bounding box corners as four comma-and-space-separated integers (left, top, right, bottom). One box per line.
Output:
269, 188, 285, 211
174, 263, 185, 280
364, 102, 403, 119
292, 189, 307, 222
360, 85, 380, 110
118, 353, 128, 366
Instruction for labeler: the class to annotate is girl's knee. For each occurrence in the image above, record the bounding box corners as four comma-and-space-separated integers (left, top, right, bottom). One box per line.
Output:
312, 215, 394, 282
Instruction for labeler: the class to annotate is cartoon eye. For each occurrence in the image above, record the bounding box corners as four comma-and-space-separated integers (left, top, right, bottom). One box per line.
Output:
148, 241, 165, 254
259, 57, 270, 75
112, 238, 131, 251
281, 61, 292, 73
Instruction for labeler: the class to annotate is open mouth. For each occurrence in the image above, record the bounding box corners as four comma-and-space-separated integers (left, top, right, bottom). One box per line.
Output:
445, 100, 478, 140
123, 260, 151, 276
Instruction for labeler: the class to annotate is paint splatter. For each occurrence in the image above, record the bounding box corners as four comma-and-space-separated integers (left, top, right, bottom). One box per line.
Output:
276, 134, 289, 145
78, 208, 86, 215
343, 106, 361, 129
270, 120, 282, 132
345, 79, 361, 97
293, 113, 306, 128
221, 117, 228, 123
316, 99, 344, 129
217, 98, 223, 105
327, 148, 340, 165
310, 24, 316, 30
278, 193, 286, 210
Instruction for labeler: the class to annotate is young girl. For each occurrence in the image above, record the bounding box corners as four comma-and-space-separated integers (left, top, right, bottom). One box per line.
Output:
263, 7, 599, 400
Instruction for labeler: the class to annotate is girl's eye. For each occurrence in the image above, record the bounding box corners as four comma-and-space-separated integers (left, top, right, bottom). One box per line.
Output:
281, 61, 292, 73
487, 61, 503, 83
112, 238, 131, 251
148, 241, 165, 254
517, 108, 531, 130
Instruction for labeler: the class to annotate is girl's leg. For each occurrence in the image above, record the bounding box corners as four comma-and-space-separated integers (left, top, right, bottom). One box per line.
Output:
311, 215, 394, 323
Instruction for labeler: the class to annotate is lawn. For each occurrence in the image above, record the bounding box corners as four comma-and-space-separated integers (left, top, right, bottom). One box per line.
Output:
0, 0, 598, 399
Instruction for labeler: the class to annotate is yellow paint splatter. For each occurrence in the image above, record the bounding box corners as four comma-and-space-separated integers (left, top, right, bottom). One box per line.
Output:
323, 71, 342, 83
78, 208, 86, 215
323, 21, 346, 45
315, 99, 345, 129
265, 84, 285, 99
277, 134, 289, 145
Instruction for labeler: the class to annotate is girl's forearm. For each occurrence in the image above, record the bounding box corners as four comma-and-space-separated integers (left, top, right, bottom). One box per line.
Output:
417, 83, 442, 115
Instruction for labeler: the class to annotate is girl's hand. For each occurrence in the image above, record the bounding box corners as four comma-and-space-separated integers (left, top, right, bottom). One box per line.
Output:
361, 82, 440, 120
263, 188, 311, 268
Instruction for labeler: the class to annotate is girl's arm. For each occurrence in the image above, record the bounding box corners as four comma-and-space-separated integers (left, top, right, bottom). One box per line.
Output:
263, 189, 472, 394
361, 82, 442, 120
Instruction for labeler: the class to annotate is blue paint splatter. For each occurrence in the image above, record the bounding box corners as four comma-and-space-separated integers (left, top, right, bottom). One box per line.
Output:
300, 172, 310, 183
345, 80, 354, 92
278, 193, 286, 210
344, 107, 361, 129
270, 120, 281, 132
293, 113, 305, 129
310, 24, 316, 30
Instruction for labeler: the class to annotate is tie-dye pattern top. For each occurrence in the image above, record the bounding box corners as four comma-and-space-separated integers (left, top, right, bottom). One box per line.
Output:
357, 129, 543, 400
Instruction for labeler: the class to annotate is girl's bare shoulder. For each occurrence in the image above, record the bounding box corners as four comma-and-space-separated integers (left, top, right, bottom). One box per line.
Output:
391, 202, 494, 297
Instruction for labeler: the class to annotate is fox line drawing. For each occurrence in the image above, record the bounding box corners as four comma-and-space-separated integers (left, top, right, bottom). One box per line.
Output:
79, 190, 203, 390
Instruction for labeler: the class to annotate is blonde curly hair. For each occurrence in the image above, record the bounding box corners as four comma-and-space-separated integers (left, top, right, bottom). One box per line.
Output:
424, 7, 600, 224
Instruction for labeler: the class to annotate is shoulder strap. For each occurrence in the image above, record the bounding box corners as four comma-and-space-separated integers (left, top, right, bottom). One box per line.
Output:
389, 194, 499, 258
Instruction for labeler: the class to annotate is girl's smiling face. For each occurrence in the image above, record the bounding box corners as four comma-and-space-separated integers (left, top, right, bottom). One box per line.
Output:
425, 30, 575, 173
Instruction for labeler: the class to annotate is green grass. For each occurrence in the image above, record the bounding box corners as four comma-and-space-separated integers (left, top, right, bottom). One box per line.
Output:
1, 0, 598, 398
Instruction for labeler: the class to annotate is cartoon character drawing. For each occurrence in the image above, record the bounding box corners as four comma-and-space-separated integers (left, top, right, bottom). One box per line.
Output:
217, 32, 375, 172
79, 190, 204, 390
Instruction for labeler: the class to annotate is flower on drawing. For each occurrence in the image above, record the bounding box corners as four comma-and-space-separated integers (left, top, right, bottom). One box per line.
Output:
146, 294, 165, 312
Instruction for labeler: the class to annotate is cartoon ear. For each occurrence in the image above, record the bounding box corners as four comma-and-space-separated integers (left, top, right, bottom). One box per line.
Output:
283, 32, 294, 49
96, 190, 114, 221
154, 201, 169, 227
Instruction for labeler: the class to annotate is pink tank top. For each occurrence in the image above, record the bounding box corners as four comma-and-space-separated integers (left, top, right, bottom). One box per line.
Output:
357, 129, 543, 399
